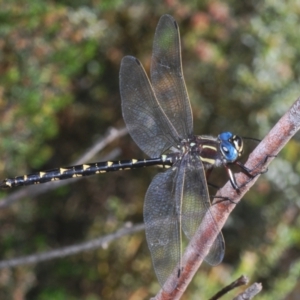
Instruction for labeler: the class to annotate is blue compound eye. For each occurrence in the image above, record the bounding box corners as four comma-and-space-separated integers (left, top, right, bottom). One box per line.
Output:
219, 132, 233, 142
220, 141, 238, 162
218, 132, 243, 162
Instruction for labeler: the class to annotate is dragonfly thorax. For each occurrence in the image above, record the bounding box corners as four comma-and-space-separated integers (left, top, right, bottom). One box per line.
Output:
175, 132, 244, 169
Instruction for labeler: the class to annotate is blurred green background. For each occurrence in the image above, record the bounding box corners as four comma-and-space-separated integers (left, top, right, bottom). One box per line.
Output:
0, 0, 300, 299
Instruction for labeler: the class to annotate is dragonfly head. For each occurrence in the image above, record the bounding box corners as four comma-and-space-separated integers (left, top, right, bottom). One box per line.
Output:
218, 132, 243, 163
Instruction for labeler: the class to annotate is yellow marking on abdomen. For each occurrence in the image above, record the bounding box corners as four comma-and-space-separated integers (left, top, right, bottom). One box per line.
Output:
40, 172, 46, 177
107, 161, 113, 167
72, 174, 82, 177
60, 168, 68, 173
132, 159, 138, 164
83, 164, 90, 170
96, 170, 106, 174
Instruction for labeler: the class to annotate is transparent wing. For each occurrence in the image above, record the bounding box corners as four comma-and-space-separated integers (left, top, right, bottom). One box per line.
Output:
181, 154, 225, 266
151, 14, 193, 139
120, 56, 180, 158
144, 163, 184, 292
144, 153, 224, 291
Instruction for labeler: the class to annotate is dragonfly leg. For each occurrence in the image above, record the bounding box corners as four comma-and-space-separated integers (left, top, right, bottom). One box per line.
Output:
235, 154, 276, 177
227, 154, 275, 190
206, 168, 237, 204
212, 195, 237, 205
208, 182, 220, 190
223, 164, 240, 190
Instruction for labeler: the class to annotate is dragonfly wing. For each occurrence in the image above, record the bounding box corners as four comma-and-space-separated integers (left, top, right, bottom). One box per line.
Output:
151, 14, 193, 139
120, 56, 181, 158
144, 162, 186, 292
203, 232, 225, 266
181, 154, 225, 265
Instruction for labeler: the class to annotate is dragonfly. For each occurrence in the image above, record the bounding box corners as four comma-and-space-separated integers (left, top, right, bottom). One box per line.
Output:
1, 15, 255, 291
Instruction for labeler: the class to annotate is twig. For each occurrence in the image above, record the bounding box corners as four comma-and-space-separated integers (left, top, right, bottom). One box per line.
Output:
74, 127, 128, 165
209, 275, 249, 300
233, 283, 262, 300
0, 126, 128, 208
0, 222, 144, 269
152, 97, 300, 299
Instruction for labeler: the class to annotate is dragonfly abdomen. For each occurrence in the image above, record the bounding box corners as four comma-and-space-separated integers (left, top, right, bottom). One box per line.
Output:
1, 157, 173, 188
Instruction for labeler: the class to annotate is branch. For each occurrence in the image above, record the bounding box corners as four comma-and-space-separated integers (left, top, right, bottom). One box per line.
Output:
0, 126, 128, 208
233, 283, 262, 300
209, 275, 249, 300
153, 97, 300, 299
0, 222, 144, 269
74, 127, 128, 165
